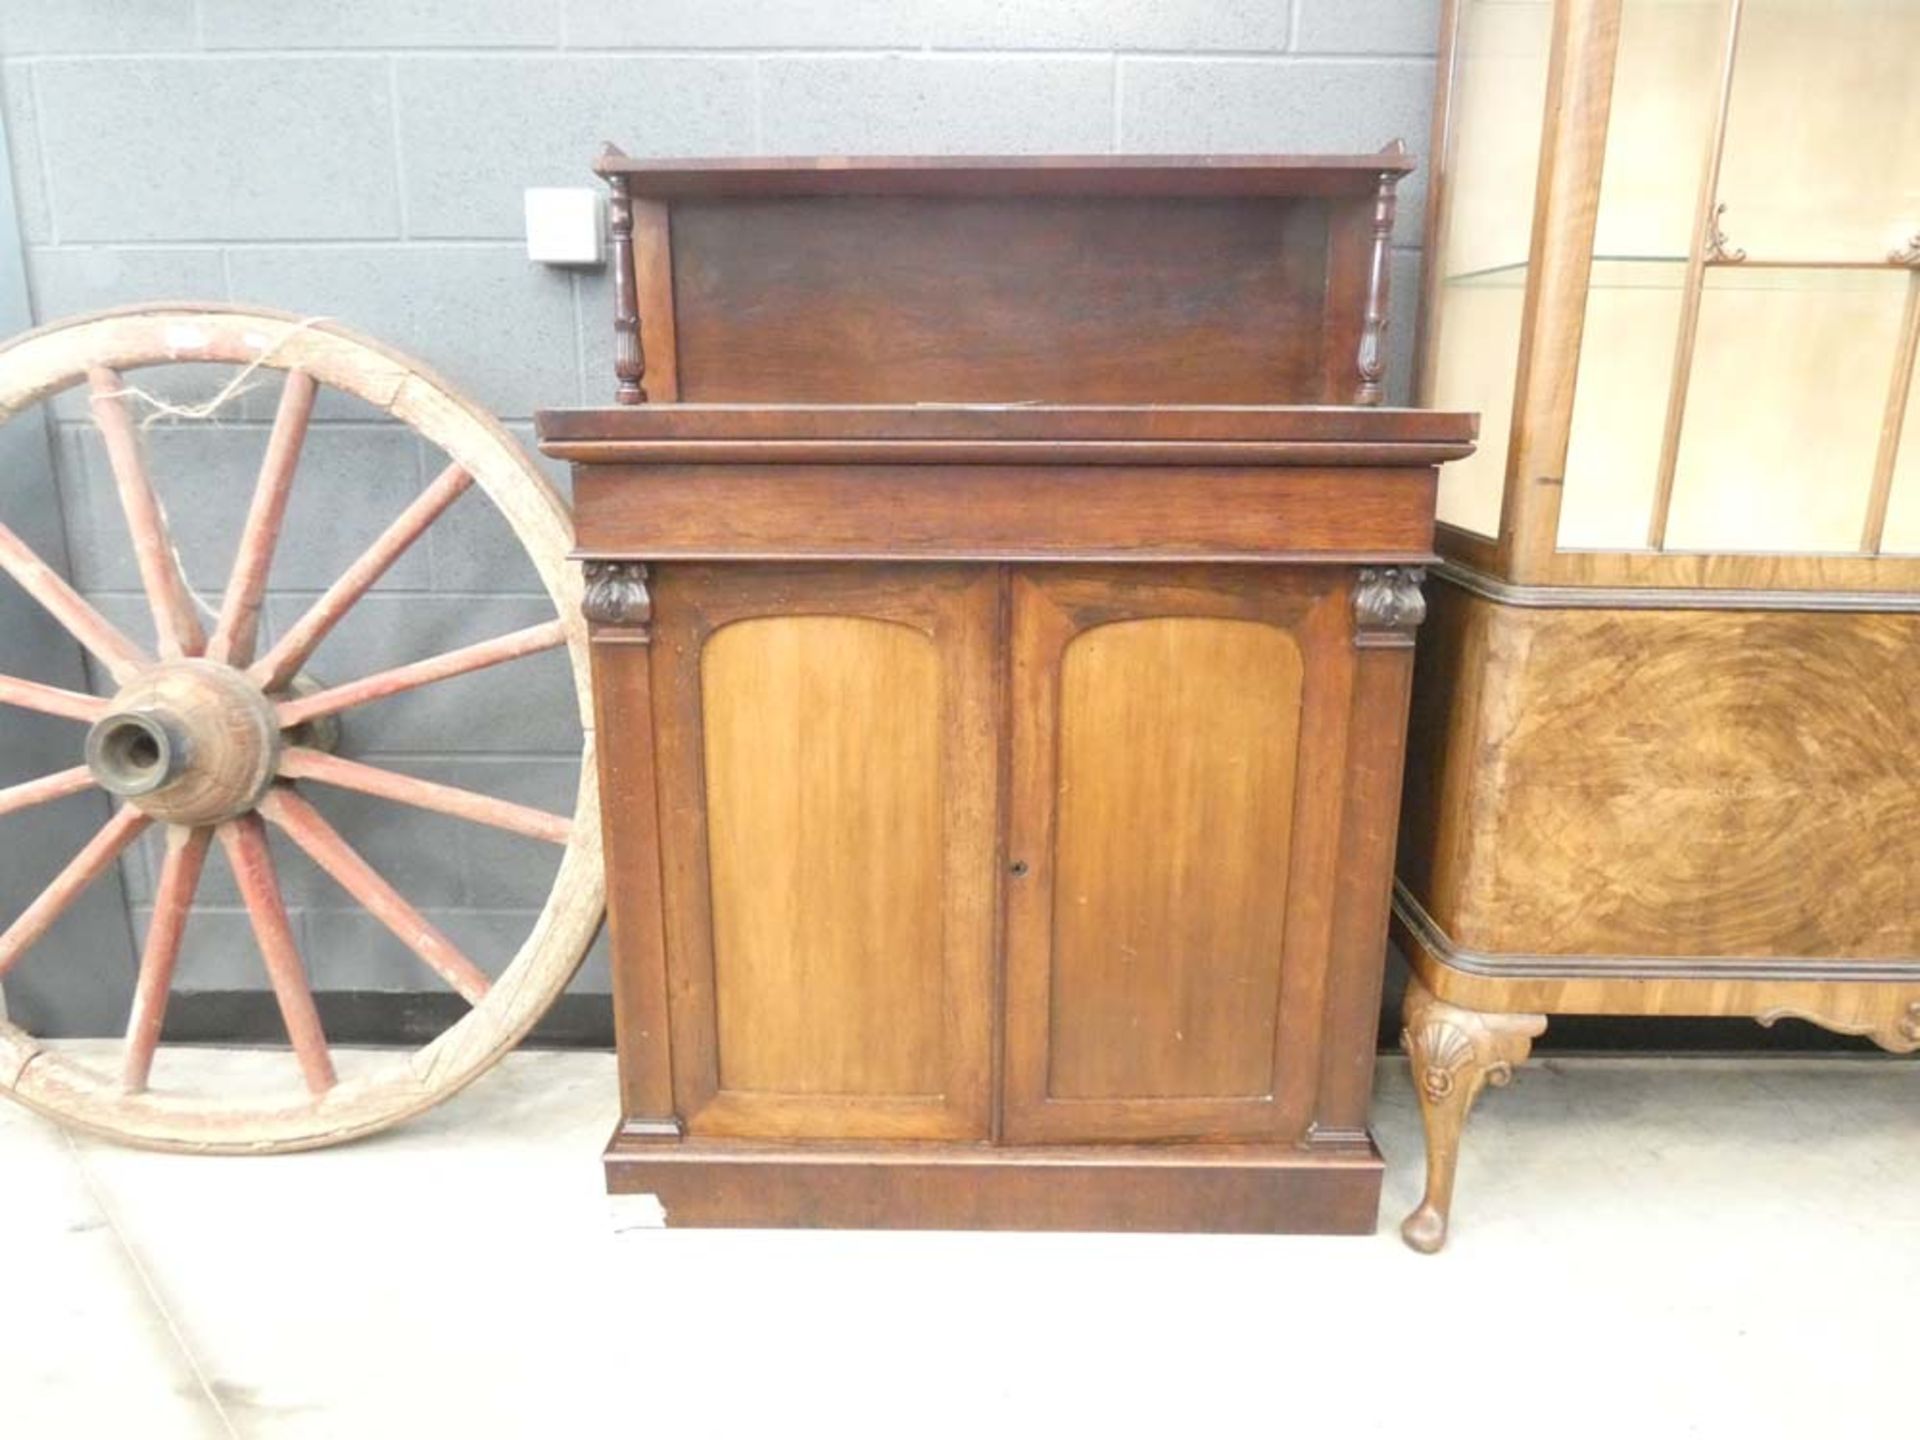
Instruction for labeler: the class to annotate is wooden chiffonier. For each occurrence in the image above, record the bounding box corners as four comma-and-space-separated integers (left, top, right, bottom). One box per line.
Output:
1397, 0, 1920, 1251
538, 152, 1476, 1232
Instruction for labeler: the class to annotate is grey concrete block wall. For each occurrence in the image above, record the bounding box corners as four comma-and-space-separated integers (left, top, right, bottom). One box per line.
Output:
0, 0, 1441, 1026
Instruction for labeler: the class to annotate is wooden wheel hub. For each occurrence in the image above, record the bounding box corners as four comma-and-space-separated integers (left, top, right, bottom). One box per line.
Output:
85, 660, 279, 824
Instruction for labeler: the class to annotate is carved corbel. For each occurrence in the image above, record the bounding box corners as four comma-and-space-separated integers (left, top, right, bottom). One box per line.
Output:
1353, 566, 1426, 648
582, 560, 652, 633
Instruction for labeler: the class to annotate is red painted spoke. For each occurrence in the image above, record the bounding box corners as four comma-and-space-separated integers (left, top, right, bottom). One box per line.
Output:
121, 826, 212, 1093
88, 367, 207, 660
205, 370, 318, 666
278, 745, 571, 845
0, 805, 151, 978
0, 673, 107, 723
0, 522, 150, 682
260, 788, 492, 1006
275, 620, 566, 729
0, 765, 95, 820
218, 815, 335, 1095
248, 462, 473, 693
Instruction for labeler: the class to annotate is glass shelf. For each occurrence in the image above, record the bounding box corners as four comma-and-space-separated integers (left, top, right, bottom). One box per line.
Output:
1448, 256, 1920, 288
1445, 255, 1684, 288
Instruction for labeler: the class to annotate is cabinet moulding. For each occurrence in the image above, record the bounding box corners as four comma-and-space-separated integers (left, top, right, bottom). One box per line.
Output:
1430, 559, 1920, 614
1393, 881, 1920, 986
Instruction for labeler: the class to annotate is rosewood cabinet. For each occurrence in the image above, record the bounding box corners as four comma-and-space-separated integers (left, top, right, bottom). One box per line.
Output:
1396, 0, 1920, 1253
539, 155, 1474, 1232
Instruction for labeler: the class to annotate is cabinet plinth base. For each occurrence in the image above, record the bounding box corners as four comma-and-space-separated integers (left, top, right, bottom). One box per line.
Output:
603, 1130, 1384, 1234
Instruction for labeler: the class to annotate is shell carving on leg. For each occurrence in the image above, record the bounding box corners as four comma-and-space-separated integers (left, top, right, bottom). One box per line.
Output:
1405, 1017, 1483, 1101
1400, 978, 1545, 1254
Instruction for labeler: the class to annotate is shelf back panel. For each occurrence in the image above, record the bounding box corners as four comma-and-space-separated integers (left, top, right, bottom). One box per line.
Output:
666, 196, 1345, 404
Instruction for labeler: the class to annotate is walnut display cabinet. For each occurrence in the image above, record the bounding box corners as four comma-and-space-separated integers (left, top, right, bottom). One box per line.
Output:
1398, 0, 1920, 1251
538, 151, 1476, 1232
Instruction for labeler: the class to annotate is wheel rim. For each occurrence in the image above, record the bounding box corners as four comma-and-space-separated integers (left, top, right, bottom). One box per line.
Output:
0, 305, 603, 1152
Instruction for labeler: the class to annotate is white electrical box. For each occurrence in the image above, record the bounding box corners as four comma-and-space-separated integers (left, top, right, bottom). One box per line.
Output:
524, 188, 604, 266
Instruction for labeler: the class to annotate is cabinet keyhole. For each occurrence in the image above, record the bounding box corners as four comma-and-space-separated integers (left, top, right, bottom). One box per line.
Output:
1009, 859, 1029, 877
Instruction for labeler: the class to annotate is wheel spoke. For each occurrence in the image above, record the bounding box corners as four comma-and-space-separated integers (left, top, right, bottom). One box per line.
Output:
205, 370, 318, 666
0, 522, 150, 682
0, 765, 96, 820
0, 673, 107, 723
247, 462, 474, 693
260, 788, 492, 1005
274, 620, 566, 729
88, 367, 207, 660
218, 815, 335, 1095
121, 826, 212, 1093
0, 805, 151, 978
278, 746, 571, 845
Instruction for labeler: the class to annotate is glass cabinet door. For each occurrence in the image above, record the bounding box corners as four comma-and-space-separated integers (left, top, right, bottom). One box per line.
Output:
1423, 0, 1555, 540
1665, 268, 1910, 552
1559, 0, 1920, 566
1557, 0, 1726, 549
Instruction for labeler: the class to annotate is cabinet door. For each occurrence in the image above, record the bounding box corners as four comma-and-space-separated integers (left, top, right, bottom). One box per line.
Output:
652, 565, 998, 1140
1003, 566, 1354, 1144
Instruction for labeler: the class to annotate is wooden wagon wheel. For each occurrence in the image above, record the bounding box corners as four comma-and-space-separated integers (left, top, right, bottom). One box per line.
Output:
0, 304, 602, 1152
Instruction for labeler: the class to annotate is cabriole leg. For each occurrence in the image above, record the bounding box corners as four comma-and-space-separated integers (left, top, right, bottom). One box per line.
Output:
1400, 975, 1546, 1254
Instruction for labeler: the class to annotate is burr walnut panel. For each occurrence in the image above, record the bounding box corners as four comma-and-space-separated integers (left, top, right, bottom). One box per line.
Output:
1400, 580, 1920, 962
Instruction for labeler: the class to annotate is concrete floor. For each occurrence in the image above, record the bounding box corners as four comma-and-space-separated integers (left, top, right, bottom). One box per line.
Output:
3, 1050, 1915, 1439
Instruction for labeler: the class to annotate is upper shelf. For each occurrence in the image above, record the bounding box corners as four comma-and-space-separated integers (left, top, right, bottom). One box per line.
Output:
591, 149, 1416, 199
589, 147, 1420, 408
